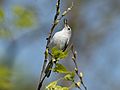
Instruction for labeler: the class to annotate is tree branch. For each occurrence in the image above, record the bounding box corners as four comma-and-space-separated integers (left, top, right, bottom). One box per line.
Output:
37, 0, 74, 90
58, 2, 73, 21
71, 45, 87, 90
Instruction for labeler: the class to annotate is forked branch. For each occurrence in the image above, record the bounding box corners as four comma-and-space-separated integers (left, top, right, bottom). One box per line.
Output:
37, 0, 74, 90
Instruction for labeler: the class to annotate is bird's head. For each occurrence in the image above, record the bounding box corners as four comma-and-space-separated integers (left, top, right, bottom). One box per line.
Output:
63, 19, 71, 33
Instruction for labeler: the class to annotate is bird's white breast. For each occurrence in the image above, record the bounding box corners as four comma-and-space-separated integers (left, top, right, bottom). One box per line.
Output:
50, 30, 71, 50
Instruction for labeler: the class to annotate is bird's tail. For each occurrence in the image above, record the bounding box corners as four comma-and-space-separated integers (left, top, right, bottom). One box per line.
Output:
44, 60, 53, 77
37, 60, 53, 90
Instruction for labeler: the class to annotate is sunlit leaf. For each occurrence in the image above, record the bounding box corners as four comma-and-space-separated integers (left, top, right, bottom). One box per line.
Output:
46, 82, 69, 90
62, 87, 69, 90
55, 85, 62, 90
46, 80, 58, 89
52, 47, 68, 60
53, 63, 69, 73
55, 86, 69, 90
64, 72, 75, 81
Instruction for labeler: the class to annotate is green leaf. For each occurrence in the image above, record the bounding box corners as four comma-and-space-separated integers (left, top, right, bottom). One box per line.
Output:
46, 80, 70, 90
62, 87, 69, 90
64, 72, 75, 81
53, 63, 69, 73
46, 80, 58, 89
55, 86, 69, 90
52, 47, 68, 60
55, 85, 62, 90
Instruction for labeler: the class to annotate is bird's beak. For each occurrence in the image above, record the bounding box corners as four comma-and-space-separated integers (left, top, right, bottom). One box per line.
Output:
64, 19, 68, 27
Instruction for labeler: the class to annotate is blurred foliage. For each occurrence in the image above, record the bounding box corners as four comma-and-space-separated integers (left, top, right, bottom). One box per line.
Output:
0, 8, 11, 37
0, 4, 39, 90
0, 8, 4, 22
12, 6, 37, 28
0, 66, 13, 90
0, 5, 38, 38
0, 27, 11, 38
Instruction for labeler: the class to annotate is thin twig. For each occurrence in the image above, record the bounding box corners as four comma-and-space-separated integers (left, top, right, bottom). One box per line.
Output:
58, 2, 74, 21
38, 0, 61, 89
39, 49, 48, 81
73, 81, 82, 90
39, 0, 61, 81
46, 0, 61, 47
71, 45, 87, 90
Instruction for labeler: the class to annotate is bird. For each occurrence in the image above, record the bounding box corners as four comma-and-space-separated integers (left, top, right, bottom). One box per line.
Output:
49, 19, 71, 51
45, 19, 72, 77
37, 19, 72, 90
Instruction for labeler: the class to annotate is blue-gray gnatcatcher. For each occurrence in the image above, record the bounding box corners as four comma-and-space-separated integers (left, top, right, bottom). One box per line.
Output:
45, 19, 72, 77
49, 19, 72, 51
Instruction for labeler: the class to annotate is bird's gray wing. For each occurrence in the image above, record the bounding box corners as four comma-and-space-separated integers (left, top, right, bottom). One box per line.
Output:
47, 33, 56, 49
62, 38, 69, 52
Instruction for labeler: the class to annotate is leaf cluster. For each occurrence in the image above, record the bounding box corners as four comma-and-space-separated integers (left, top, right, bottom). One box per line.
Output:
45, 45, 85, 90
52, 47, 68, 60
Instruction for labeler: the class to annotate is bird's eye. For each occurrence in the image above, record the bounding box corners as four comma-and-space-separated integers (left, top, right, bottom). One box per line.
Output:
68, 27, 71, 30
